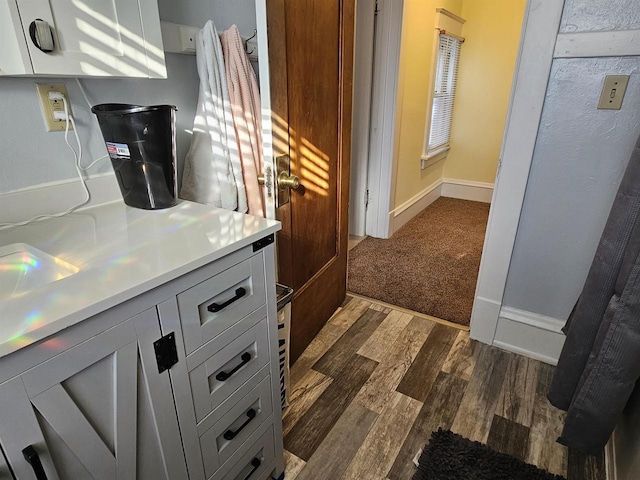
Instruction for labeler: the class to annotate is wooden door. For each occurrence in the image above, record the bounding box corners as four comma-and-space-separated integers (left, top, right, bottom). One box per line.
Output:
267, 0, 355, 361
0, 308, 188, 480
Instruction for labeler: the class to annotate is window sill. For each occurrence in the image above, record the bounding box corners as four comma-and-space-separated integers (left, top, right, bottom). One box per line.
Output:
421, 147, 450, 169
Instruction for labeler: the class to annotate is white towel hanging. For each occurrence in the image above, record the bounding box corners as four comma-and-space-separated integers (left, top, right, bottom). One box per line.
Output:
180, 20, 248, 213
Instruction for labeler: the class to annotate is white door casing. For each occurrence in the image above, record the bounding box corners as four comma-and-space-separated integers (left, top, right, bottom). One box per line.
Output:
349, 0, 377, 237
255, 0, 277, 220
365, 0, 404, 239
469, 0, 565, 343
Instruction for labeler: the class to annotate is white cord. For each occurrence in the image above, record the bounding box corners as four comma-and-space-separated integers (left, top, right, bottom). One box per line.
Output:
0, 96, 91, 229
74, 78, 109, 171
80, 154, 109, 171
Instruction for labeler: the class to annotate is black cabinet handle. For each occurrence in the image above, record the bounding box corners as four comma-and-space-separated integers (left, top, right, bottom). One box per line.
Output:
243, 458, 261, 480
216, 352, 252, 381
22, 446, 48, 480
223, 408, 257, 440
207, 287, 247, 313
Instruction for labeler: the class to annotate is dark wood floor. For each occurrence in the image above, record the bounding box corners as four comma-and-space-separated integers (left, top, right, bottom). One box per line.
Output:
282, 296, 606, 480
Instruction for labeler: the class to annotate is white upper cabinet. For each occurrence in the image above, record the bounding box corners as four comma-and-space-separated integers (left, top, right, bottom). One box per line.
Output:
0, 0, 167, 78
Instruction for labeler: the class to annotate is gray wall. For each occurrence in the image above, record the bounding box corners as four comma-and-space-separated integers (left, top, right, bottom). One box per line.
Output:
502, 57, 640, 320
158, 0, 257, 34
0, 0, 256, 195
503, 2, 640, 320
559, 0, 640, 32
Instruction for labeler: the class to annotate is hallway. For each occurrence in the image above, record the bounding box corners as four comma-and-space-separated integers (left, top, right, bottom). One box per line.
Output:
348, 198, 490, 326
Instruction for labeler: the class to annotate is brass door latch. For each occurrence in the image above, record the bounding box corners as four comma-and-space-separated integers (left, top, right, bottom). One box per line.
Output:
257, 165, 273, 202
258, 155, 299, 207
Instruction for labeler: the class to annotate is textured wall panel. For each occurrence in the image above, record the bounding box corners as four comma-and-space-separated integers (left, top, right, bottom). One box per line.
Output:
560, 0, 640, 32
503, 57, 640, 320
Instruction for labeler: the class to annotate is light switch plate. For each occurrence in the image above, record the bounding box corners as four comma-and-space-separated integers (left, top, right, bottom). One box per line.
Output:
36, 84, 73, 132
598, 75, 629, 110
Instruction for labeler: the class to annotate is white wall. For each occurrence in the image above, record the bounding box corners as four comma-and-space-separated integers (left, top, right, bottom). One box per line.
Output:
0, 0, 256, 196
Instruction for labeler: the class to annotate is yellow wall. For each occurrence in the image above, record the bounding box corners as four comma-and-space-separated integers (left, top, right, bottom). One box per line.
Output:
443, 0, 526, 183
393, 0, 525, 208
393, 0, 463, 208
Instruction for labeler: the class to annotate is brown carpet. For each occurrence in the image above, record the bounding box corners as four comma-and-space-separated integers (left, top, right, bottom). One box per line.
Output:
347, 197, 490, 326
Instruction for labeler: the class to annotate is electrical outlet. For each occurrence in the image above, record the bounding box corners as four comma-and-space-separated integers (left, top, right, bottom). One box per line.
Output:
36, 84, 73, 132
598, 75, 629, 110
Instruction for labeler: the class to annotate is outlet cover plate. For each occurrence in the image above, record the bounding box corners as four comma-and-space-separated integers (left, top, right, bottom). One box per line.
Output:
36, 84, 73, 132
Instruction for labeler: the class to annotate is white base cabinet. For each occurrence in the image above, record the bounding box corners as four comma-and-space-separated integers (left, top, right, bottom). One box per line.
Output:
0, 239, 284, 480
0, 308, 188, 480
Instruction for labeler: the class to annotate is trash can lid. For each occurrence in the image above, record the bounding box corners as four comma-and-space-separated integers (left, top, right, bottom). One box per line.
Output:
91, 103, 177, 115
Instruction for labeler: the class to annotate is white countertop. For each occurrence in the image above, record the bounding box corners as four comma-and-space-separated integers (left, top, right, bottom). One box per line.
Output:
0, 200, 280, 358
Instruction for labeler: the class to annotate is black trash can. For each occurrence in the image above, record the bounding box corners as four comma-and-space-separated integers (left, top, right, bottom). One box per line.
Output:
92, 103, 178, 210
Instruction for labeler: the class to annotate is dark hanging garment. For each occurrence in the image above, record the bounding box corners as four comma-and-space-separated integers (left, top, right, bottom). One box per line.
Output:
548, 134, 640, 455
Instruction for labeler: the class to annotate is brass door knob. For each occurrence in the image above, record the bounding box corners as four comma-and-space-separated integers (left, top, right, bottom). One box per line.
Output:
277, 172, 300, 190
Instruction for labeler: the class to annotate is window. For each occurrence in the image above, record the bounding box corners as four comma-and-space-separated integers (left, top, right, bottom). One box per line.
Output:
426, 33, 461, 159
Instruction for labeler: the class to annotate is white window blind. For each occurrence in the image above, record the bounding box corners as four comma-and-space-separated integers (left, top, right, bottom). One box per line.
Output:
427, 33, 461, 155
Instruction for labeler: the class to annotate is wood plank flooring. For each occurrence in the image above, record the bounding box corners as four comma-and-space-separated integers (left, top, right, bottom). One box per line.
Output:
283, 296, 606, 480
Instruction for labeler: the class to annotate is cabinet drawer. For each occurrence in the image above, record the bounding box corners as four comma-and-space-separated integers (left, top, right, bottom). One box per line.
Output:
217, 425, 275, 480
178, 254, 266, 354
189, 319, 270, 422
201, 375, 273, 478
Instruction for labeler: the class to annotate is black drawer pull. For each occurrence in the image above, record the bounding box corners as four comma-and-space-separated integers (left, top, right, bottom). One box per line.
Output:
22, 445, 48, 480
223, 408, 257, 440
243, 458, 261, 480
207, 287, 247, 313
216, 352, 252, 381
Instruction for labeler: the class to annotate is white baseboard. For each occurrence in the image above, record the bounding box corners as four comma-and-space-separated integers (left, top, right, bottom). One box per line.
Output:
470, 296, 503, 344
0, 173, 121, 224
441, 178, 494, 203
493, 306, 566, 365
389, 179, 443, 235
386, 177, 495, 237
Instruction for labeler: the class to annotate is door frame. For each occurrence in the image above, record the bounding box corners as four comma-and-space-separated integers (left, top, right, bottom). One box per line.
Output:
256, 0, 278, 220
364, 0, 404, 238
349, 0, 376, 237
469, 0, 564, 343
361, 0, 565, 342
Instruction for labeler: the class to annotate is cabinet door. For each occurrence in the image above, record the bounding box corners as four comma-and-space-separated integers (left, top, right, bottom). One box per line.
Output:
0, 0, 33, 75
0, 308, 188, 480
16, 0, 166, 77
